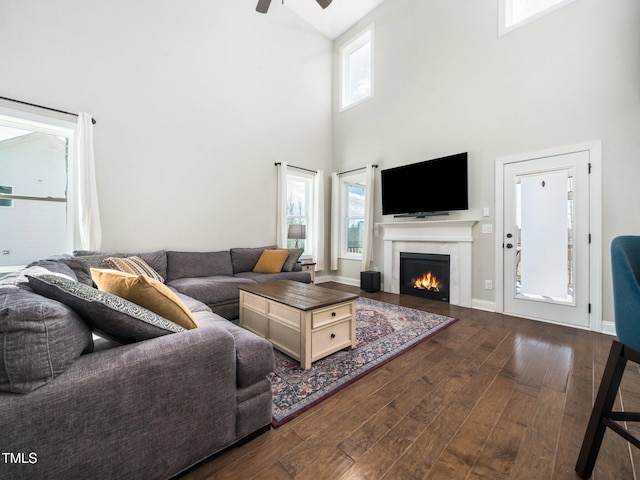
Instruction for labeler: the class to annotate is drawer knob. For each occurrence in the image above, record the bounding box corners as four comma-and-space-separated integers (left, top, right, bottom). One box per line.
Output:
331, 312, 336, 317
330, 333, 336, 339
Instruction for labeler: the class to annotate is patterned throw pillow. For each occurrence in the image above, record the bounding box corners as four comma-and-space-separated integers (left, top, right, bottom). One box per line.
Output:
104, 256, 164, 283
28, 274, 184, 344
90, 268, 198, 330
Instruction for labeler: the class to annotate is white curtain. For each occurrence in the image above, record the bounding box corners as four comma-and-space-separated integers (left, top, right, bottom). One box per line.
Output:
74, 112, 102, 251
361, 164, 375, 271
313, 170, 325, 271
330, 172, 340, 271
276, 162, 288, 247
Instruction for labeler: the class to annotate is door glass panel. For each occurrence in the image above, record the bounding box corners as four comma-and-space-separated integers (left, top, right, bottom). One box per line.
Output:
515, 169, 573, 304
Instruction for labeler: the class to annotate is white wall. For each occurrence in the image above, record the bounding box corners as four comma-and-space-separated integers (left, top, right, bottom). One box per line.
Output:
0, 0, 332, 252
332, 0, 640, 323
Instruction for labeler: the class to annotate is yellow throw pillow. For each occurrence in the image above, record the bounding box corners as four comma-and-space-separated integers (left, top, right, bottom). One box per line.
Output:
90, 269, 199, 330
252, 249, 291, 274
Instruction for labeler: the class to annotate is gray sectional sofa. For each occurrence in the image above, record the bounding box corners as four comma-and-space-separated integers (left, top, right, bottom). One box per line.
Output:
0, 246, 311, 479
163, 245, 311, 319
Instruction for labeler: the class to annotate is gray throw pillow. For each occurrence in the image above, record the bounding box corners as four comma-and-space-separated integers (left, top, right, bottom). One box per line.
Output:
0, 288, 93, 394
28, 274, 184, 344
280, 248, 304, 272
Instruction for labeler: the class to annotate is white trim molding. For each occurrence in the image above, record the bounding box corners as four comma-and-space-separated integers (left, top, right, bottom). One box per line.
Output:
379, 220, 478, 308
495, 140, 603, 333
498, 0, 577, 36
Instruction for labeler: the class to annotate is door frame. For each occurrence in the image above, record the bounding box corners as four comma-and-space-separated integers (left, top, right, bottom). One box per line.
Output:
494, 141, 604, 332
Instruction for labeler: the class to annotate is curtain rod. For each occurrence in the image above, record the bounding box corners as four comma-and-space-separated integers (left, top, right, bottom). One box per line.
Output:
337, 164, 378, 176
0, 96, 97, 125
274, 162, 317, 174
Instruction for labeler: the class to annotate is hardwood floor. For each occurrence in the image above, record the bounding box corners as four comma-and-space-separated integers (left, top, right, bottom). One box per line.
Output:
179, 282, 639, 479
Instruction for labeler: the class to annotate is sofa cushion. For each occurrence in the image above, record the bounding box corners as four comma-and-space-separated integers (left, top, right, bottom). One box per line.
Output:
166, 251, 233, 280
0, 287, 93, 393
169, 288, 213, 314
26, 259, 79, 279
167, 276, 256, 306
280, 248, 304, 272
28, 274, 185, 344
230, 245, 277, 274
104, 256, 165, 282
0, 266, 75, 288
91, 269, 199, 330
235, 270, 312, 284
62, 257, 94, 285
252, 249, 291, 274
73, 250, 168, 282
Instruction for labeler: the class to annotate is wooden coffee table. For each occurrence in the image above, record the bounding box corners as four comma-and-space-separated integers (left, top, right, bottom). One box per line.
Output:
238, 280, 359, 369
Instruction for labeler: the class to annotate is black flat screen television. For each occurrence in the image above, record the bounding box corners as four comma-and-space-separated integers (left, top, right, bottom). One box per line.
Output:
381, 152, 468, 217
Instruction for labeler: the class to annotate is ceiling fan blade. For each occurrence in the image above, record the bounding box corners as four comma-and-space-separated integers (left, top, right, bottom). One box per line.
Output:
256, 0, 272, 14
316, 0, 332, 9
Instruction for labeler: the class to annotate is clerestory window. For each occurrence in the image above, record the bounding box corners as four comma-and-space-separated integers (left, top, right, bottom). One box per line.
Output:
339, 25, 374, 111
498, 0, 577, 35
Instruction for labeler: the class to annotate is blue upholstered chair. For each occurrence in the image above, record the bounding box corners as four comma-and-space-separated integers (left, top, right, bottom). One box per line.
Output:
576, 236, 640, 478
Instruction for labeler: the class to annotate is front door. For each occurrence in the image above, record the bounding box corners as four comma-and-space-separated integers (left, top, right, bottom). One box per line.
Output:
502, 150, 591, 328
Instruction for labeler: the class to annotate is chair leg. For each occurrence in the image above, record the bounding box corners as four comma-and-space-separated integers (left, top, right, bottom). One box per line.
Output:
575, 340, 628, 478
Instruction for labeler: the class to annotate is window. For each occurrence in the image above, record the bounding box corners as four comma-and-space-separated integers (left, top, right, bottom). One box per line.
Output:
0, 110, 75, 272
340, 172, 366, 259
498, 0, 576, 35
286, 171, 314, 256
0, 186, 13, 207
340, 25, 374, 111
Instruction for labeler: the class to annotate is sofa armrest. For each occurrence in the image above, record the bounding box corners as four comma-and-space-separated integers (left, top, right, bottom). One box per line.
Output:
0, 325, 237, 480
197, 316, 275, 388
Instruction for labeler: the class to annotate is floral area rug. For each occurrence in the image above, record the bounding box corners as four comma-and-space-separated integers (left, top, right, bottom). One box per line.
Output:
270, 297, 457, 426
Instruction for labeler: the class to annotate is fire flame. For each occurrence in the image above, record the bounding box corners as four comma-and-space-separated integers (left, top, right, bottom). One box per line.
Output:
412, 272, 440, 292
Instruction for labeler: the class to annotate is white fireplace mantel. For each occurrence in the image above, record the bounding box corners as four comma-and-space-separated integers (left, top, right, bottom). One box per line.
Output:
379, 220, 477, 307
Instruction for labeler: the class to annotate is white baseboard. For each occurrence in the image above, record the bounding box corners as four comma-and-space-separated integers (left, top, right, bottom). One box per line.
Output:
600, 320, 616, 336
471, 299, 496, 312
314, 274, 360, 287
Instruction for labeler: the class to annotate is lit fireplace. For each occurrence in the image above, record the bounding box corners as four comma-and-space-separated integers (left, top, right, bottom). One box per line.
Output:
400, 252, 450, 302
412, 271, 441, 291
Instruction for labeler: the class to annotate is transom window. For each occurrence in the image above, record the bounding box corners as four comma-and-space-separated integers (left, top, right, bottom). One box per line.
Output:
499, 0, 576, 35
339, 25, 374, 111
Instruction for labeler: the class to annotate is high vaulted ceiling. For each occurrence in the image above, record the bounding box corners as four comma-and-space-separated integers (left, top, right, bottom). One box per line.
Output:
283, 0, 388, 40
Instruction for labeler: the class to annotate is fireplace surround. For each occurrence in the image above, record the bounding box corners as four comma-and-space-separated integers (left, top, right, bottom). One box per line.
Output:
379, 220, 477, 307
400, 252, 451, 302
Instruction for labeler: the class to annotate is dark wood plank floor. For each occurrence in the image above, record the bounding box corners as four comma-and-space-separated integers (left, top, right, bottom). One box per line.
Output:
179, 282, 638, 479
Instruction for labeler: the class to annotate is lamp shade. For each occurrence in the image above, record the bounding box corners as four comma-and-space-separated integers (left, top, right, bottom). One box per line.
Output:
288, 224, 306, 240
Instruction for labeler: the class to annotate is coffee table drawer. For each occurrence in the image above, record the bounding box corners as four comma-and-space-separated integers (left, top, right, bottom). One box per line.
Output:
312, 319, 352, 360
312, 302, 353, 329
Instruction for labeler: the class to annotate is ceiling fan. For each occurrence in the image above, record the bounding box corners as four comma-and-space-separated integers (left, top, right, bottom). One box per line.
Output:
256, 0, 333, 14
